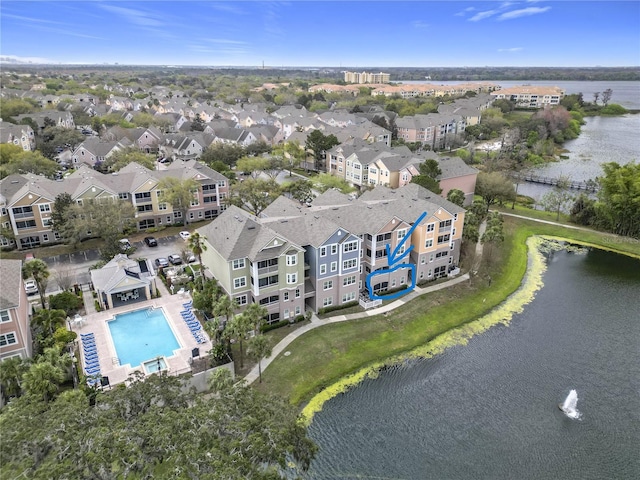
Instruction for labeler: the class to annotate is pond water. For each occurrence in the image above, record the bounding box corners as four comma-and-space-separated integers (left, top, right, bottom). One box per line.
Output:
306, 247, 640, 479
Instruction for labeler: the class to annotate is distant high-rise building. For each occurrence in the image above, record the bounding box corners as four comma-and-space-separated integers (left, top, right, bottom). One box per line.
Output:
344, 71, 390, 84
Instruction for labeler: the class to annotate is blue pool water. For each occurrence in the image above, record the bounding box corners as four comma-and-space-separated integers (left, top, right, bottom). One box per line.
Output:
107, 308, 180, 368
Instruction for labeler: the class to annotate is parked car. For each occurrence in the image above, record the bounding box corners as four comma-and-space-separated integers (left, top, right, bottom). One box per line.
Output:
168, 254, 183, 265
187, 253, 196, 263
179, 231, 191, 241
24, 279, 38, 295
144, 236, 158, 247
119, 239, 131, 251
155, 257, 169, 268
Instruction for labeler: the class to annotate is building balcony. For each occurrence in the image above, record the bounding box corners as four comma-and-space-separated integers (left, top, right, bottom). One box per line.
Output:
257, 265, 279, 275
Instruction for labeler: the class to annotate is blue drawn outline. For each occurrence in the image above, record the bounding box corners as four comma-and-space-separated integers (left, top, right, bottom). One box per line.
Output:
365, 211, 427, 301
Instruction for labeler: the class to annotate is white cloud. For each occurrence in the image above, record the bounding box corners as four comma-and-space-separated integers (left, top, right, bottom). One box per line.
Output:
469, 9, 499, 22
455, 6, 476, 17
498, 47, 524, 52
98, 5, 164, 27
498, 6, 551, 20
412, 20, 429, 29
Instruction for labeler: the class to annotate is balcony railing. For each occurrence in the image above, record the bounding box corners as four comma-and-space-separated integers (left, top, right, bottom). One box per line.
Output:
257, 265, 279, 275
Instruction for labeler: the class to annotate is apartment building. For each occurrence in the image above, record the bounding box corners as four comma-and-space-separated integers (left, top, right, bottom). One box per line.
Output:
0, 260, 32, 360
395, 113, 466, 150
197, 184, 464, 316
344, 71, 391, 84
0, 160, 229, 249
490, 86, 565, 108
0, 122, 36, 152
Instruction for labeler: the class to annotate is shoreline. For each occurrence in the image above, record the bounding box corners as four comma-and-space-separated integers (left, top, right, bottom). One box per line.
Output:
300, 236, 547, 425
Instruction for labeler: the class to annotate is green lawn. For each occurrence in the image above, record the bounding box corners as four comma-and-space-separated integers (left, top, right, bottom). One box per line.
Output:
255, 217, 640, 405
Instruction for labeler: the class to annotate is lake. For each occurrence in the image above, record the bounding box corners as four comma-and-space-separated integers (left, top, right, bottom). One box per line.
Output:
306, 246, 640, 479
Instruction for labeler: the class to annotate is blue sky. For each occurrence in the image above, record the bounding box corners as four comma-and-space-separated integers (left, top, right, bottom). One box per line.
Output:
1, 1, 639, 67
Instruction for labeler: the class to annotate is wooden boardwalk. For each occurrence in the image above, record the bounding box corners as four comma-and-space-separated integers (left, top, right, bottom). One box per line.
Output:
514, 174, 599, 192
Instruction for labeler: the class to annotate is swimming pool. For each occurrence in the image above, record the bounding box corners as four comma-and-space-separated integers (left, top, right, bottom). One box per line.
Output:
107, 308, 180, 368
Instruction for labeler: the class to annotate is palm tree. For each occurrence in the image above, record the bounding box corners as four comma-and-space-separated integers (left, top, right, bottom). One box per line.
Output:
31, 309, 67, 353
224, 312, 252, 369
0, 357, 30, 401
22, 361, 65, 403
248, 334, 272, 383
22, 259, 50, 309
242, 303, 268, 332
188, 232, 207, 288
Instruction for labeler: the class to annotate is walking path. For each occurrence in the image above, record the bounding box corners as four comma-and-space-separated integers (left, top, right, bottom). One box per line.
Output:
244, 220, 486, 385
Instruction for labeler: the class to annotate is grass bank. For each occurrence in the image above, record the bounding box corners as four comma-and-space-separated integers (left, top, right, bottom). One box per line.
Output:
256, 217, 640, 411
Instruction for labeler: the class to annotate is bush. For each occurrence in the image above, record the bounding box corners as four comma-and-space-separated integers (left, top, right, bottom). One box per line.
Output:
49, 291, 83, 314
317, 301, 358, 315
260, 314, 307, 333
94, 300, 101, 312
600, 104, 627, 115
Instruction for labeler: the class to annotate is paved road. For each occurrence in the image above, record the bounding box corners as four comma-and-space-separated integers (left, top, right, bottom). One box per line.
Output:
37, 234, 190, 295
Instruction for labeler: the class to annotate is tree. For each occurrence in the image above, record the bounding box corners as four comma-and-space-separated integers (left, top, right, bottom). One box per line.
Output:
230, 178, 281, 216
248, 334, 272, 383
481, 211, 505, 261
191, 113, 206, 131
595, 162, 640, 237
31, 309, 67, 350
48, 291, 82, 314
540, 176, 574, 221
475, 171, 516, 212
0, 357, 29, 402
593, 91, 600, 104
188, 232, 207, 288
200, 142, 245, 167
283, 179, 315, 204
411, 159, 443, 194
102, 147, 155, 171
0, 373, 317, 478
236, 155, 269, 178
58, 197, 136, 254
305, 130, 339, 171
313, 173, 356, 194
0, 151, 58, 179
157, 177, 199, 226
22, 259, 50, 309
570, 193, 597, 226
52, 265, 75, 292
601, 88, 613, 107
50, 192, 73, 235
224, 311, 252, 369
446, 188, 466, 207
21, 361, 65, 403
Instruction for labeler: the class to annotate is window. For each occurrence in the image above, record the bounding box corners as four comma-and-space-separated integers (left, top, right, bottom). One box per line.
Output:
232, 259, 245, 270
396, 229, 407, 240
135, 192, 151, 201
343, 240, 358, 253
295, 306, 301, 316
234, 277, 246, 289
376, 232, 392, 242
39, 204, 51, 213
331, 244, 338, 255
137, 204, 153, 212
286, 273, 297, 284
295, 288, 300, 298
283, 291, 289, 301
369, 167, 377, 174
323, 297, 333, 307
425, 239, 433, 248
156, 190, 163, 198
0, 310, 10, 323
426, 223, 435, 232
320, 246, 327, 257
343, 275, 356, 286
286, 254, 297, 266
454, 213, 458, 221
330, 261, 337, 272
0, 332, 17, 347
257, 258, 278, 269
323, 280, 333, 290
259, 295, 279, 306
392, 279, 396, 287
437, 234, 451, 244
236, 294, 248, 306
320, 264, 326, 275
159, 203, 167, 211
174, 211, 182, 219
439, 219, 452, 228
343, 259, 357, 270
435, 251, 449, 258
258, 275, 278, 288
342, 292, 356, 303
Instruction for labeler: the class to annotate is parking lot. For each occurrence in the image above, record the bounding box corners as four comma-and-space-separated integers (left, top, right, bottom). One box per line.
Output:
39, 233, 192, 294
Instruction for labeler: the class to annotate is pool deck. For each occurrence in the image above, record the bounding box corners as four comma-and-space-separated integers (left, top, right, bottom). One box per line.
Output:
71, 291, 212, 386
